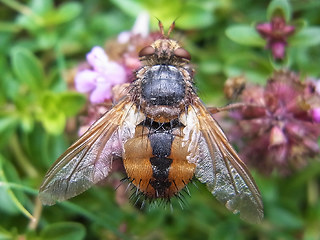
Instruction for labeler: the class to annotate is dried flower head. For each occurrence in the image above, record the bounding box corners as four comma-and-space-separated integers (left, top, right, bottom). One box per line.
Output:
229, 70, 320, 175
256, 16, 295, 60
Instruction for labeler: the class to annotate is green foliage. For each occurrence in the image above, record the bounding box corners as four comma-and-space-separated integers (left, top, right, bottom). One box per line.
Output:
225, 0, 320, 76
291, 27, 320, 47
11, 47, 45, 91
40, 222, 86, 240
0, 0, 320, 239
111, 0, 217, 29
1, 47, 86, 135
225, 25, 265, 47
267, 0, 292, 21
0, 155, 27, 215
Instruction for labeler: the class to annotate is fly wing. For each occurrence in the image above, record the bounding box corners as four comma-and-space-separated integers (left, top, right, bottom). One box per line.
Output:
39, 98, 145, 205
181, 99, 263, 223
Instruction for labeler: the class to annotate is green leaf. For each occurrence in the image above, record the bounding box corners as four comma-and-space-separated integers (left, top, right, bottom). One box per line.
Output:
267, 0, 292, 21
224, 52, 271, 84
209, 221, 240, 240
14, 0, 49, 32
268, 206, 303, 229
30, 0, 53, 15
10, 47, 45, 91
111, 0, 215, 29
20, 114, 35, 133
110, 0, 145, 17
199, 59, 222, 75
37, 30, 58, 49
37, 91, 85, 135
55, 2, 82, 24
290, 27, 320, 47
0, 21, 22, 33
58, 92, 86, 117
39, 2, 82, 28
20, 124, 60, 168
0, 114, 18, 148
40, 222, 86, 240
40, 111, 66, 135
0, 155, 31, 219
1, 73, 20, 102
176, 1, 215, 29
0, 226, 17, 240
225, 25, 265, 47
0, 114, 18, 136
37, 92, 66, 135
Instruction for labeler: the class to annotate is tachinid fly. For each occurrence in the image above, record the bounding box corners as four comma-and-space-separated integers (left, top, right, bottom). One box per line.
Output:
39, 22, 263, 224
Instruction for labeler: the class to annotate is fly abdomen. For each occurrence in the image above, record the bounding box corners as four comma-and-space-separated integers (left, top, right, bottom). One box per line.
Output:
148, 132, 173, 197
123, 120, 196, 199
149, 157, 173, 197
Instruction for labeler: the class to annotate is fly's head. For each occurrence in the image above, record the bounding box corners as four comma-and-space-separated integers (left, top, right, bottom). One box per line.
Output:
138, 39, 191, 66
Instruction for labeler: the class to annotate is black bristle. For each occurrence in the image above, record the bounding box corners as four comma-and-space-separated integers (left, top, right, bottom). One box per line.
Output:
121, 177, 194, 212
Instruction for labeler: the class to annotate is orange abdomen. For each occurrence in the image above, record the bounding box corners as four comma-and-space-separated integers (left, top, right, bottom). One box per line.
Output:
123, 124, 195, 199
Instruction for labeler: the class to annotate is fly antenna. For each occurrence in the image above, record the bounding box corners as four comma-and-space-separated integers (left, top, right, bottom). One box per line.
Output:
157, 18, 165, 37
168, 16, 181, 37
167, 21, 175, 37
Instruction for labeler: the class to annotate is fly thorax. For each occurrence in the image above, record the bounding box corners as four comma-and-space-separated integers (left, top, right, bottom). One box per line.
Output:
140, 65, 186, 122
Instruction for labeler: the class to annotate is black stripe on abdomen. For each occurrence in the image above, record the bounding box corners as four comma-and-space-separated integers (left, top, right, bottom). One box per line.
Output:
149, 157, 172, 196
148, 130, 174, 196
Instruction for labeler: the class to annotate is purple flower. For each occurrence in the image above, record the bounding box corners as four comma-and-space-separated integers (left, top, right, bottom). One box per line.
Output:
228, 70, 320, 176
256, 17, 295, 59
316, 80, 320, 94
73, 12, 157, 136
75, 46, 127, 103
306, 79, 320, 123
311, 108, 320, 123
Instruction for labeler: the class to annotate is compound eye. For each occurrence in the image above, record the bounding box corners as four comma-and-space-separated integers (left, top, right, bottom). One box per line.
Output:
139, 46, 155, 57
174, 48, 191, 60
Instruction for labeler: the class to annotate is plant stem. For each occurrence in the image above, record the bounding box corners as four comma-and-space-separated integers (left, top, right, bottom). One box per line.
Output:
0, 168, 35, 221
0, 21, 22, 32
9, 134, 38, 178
28, 197, 42, 230
0, 0, 44, 25
307, 178, 318, 207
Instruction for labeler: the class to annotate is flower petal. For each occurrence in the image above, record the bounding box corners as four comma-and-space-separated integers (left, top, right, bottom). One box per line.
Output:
131, 11, 149, 37
283, 26, 295, 35
86, 46, 110, 72
101, 62, 127, 85
74, 70, 98, 93
269, 126, 287, 146
315, 80, 320, 95
311, 108, 320, 123
117, 31, 131, 44
256, 23, 272, 36
89, 77, 112, 103
271, 41, 286, 59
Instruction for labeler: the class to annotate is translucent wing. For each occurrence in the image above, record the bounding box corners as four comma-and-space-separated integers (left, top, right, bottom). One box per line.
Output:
39, 98, 145, 205
181, 99, 263, 223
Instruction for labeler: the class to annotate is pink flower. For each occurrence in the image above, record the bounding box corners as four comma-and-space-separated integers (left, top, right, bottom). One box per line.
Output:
75, 46, 127, 103
74, 12, 155, 136
311, 108, 320, 123
315, 80, 320, 94
228, 70, 320, 175
256, 17, 295, 60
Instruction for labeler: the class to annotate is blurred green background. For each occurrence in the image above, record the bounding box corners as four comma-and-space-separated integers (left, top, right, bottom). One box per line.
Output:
1, 0, 320, 239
